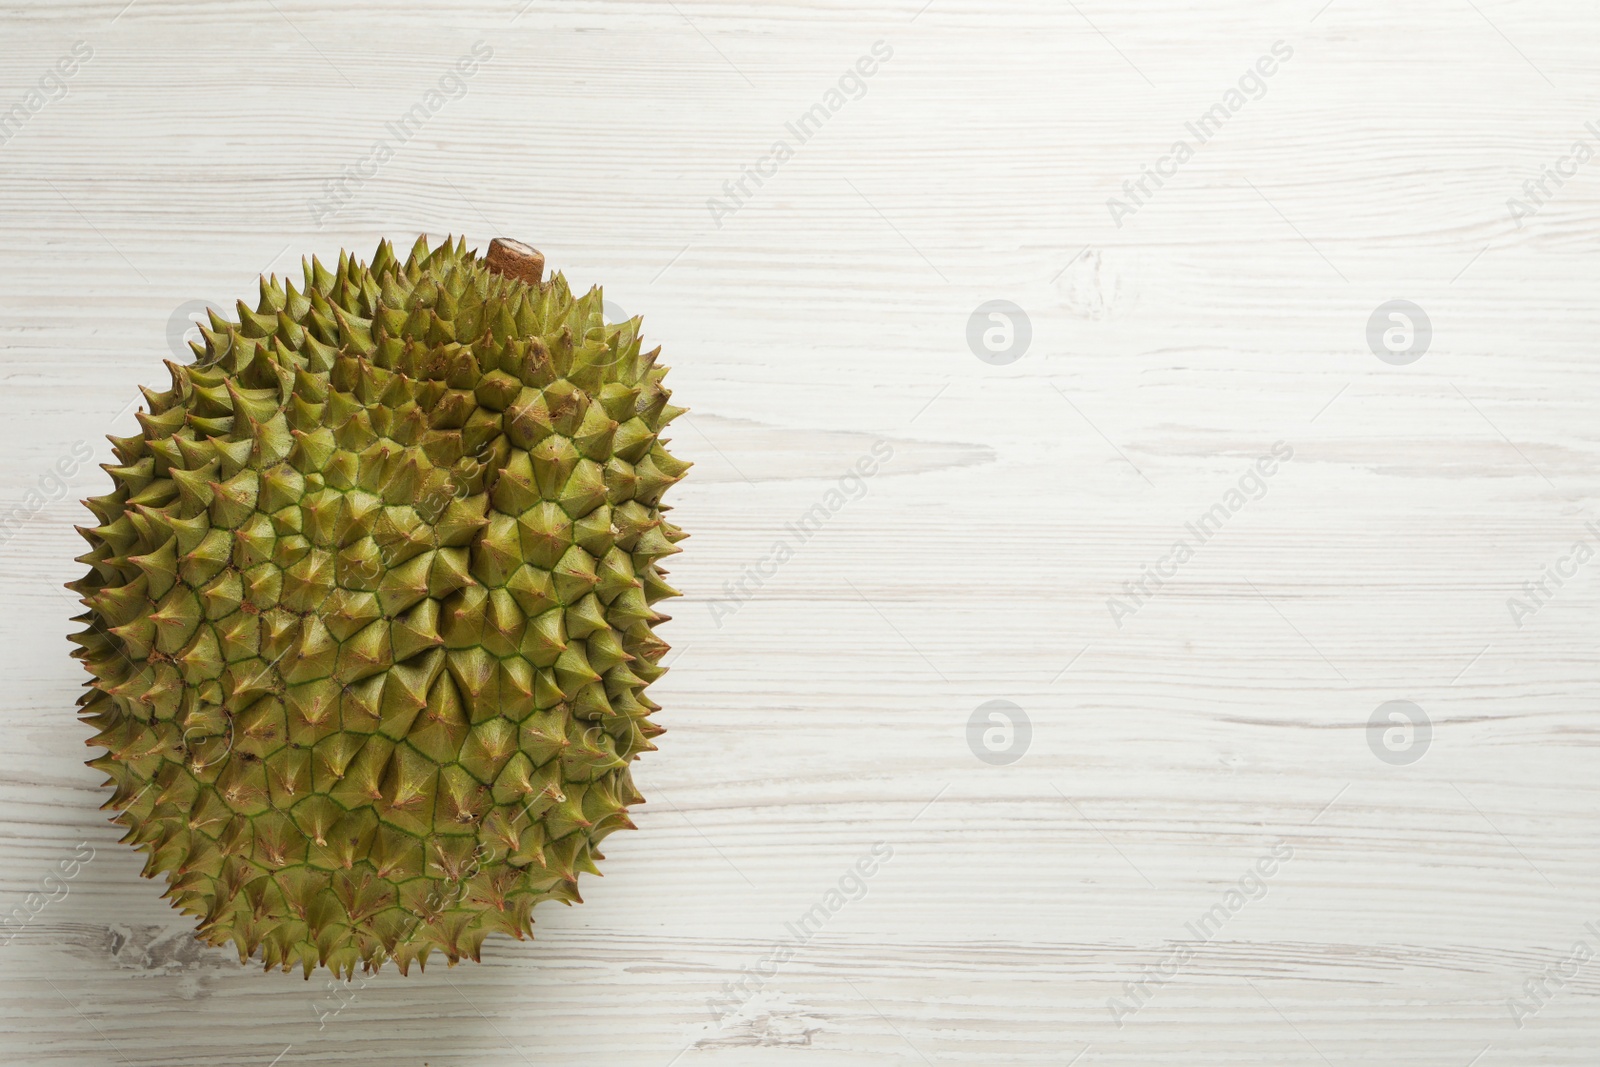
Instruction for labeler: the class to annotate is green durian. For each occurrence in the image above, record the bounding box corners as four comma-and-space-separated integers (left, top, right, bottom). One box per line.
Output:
69, 236, 689, 977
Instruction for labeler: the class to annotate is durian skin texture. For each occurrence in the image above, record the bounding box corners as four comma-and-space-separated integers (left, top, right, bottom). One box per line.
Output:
69, 235, 688, 977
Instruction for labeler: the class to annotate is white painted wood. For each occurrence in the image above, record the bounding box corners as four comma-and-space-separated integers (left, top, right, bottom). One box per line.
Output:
2, 0, 1598, 1063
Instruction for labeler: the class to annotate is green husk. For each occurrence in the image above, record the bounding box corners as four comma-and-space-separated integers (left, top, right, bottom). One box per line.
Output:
70, 236, 688, 977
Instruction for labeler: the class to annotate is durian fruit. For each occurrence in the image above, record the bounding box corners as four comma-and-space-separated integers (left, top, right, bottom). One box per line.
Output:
68, 236, 689, 977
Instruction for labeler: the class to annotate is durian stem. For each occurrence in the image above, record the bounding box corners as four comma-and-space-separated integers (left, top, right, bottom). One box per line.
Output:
485, 238, 544, 286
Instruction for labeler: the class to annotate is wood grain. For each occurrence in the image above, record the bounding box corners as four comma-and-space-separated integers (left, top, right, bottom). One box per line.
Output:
2, 0, 1599, 1063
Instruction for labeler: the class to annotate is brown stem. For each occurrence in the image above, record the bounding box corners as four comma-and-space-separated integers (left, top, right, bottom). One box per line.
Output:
484, 238, 545, 286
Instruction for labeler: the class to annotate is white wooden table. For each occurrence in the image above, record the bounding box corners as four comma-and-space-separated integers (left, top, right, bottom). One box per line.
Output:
2, 1, 1597, 1063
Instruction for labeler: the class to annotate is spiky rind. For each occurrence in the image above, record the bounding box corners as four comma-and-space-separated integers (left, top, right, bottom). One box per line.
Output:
73, 236, 686, 977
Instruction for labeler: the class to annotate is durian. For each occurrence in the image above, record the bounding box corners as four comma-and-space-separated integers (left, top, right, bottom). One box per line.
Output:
68, 236, 689, 977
